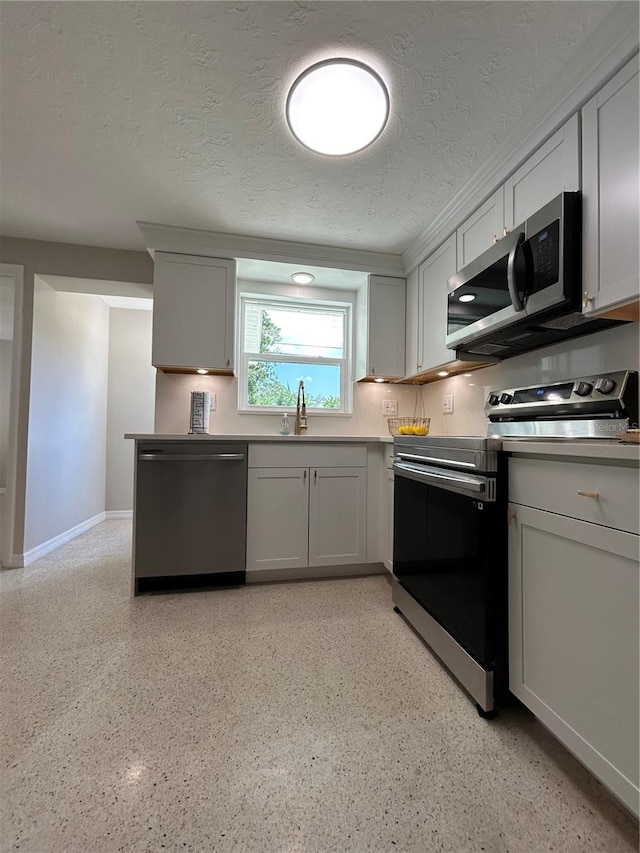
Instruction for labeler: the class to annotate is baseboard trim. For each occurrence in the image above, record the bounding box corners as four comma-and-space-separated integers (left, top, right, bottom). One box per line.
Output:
22, 512, 107, 566
247, 562, 386, 584
105, 510, 133, 520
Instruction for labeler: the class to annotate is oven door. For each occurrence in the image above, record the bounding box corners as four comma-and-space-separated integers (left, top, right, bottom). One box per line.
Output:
392, 460, 502, 669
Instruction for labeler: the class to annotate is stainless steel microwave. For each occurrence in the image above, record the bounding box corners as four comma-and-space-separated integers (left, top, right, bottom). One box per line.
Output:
446, 193, 622, 359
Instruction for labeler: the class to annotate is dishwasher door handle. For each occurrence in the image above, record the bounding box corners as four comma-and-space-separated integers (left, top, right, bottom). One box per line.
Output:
139, 453, 245, 462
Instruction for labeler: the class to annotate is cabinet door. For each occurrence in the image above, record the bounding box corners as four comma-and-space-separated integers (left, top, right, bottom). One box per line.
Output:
384, 469, 394, 572
417, 234, 457, 372
456, 189, 504, 270
246, 467, 309, 571
404, 266, 420, 376
308, 467, 366, 566
504, 114, 580, 230
152, 253, 235, 371
509, 504, 639, 815
355, 276, 406, 380
367, 275, 406, 379
582, 56, 639, 315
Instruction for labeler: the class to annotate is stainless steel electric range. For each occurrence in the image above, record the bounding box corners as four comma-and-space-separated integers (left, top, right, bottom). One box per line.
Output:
391, 369, 638, 717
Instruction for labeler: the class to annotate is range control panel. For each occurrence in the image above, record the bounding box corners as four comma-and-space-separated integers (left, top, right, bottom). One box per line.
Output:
484, 370, 637, 418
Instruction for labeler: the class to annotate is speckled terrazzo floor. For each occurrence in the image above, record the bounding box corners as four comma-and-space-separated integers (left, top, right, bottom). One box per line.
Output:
1, 521, 637, 853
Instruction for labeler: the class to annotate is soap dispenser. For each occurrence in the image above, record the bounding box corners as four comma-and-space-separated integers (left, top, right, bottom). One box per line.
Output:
280, 413, 291, 436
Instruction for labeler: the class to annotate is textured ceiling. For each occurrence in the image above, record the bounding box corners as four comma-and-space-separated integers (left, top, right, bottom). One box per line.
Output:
0, 1, 619, 255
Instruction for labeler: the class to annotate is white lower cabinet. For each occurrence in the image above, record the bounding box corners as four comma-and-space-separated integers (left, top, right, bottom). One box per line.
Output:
246, 444, 367, 574
509, 456, 639, 815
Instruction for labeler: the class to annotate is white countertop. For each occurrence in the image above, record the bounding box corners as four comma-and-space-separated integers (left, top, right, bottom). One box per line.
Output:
124, 434, 640, 458
125, 433, 393, 443
502, 438, 640, 463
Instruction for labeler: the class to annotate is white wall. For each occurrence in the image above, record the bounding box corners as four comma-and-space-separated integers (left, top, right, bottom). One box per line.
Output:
155, 374, 419, 436
155, 323, 639, 437
24, 279, 109, 552
419, 323, 640, 436
106, 307, 155, 511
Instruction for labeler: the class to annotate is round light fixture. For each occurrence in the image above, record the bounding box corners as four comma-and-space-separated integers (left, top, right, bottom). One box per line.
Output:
286, 59, 390, 156
291, 272, 315, 285
196, 369, 208, 375
374, 377, 385, 383
458, 293, 477, 303
437, 371, 450, 377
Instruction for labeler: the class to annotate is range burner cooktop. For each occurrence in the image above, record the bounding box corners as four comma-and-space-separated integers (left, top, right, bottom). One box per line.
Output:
485, 369, 637, 439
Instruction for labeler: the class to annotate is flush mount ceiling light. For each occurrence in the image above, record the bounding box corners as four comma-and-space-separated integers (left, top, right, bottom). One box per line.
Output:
458, 293, 477, 303
291, 272, 315, 285
437, 371, 450, 377
286, 59, 390, 156
196, 369, 209, 374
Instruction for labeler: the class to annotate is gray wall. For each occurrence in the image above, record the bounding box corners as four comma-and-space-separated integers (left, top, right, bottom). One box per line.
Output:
0, 340, 11, 487
25, 280, 109, 552
0, 236, 152, 561
106, 308, 155, 511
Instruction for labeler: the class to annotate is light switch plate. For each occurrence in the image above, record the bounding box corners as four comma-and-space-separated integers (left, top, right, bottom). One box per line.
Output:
382, 399, 398, 416
443, 394, 454, 414
209, 393, 216, 411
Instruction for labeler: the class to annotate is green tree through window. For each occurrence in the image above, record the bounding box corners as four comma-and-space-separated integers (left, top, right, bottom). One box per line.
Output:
244, 303, 341, 410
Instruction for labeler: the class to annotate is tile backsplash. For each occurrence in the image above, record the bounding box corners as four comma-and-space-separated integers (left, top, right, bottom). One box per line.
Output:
155, 323, 639, 437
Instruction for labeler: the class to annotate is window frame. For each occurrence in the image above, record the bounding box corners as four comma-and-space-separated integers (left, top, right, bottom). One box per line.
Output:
237, 288, 353, 415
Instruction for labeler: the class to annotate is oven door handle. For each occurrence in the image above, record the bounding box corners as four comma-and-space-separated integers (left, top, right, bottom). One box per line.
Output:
396, 452, 477, 470
393, 460, 495, 500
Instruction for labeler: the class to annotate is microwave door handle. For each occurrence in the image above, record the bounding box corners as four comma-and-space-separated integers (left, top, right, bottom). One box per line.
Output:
507, 232, 526, 312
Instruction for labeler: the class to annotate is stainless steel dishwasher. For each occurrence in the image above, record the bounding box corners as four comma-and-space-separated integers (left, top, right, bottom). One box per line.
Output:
133, 441, 248, 594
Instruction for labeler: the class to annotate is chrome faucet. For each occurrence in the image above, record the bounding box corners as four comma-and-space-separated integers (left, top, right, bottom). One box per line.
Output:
295, 380, 308, 435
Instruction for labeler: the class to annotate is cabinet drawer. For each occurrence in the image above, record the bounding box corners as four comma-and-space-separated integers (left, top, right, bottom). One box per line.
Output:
509, 456, 639, 534
249, 442, 366, 469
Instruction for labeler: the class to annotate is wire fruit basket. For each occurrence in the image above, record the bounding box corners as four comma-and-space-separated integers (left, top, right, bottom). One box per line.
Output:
387, 385, 430, 435
387, 416, 430, 436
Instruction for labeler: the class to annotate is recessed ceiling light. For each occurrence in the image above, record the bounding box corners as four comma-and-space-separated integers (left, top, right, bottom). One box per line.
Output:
291, 272, 315, 285
459, 293, 477, 303
196, 369, 208, 374
463, 373, 473, 378
286, 58, 390, 156
437, 371, 450, 377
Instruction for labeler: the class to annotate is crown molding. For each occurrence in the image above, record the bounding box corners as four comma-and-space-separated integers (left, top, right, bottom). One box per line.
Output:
137, 221, 405, 278
402, 4, 639, 273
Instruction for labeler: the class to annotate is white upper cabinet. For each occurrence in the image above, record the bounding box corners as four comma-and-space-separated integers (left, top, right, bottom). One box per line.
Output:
417, 234, 457, 373
456, 189, 505, 271
582, 55, 639, 316
504, 113, 580, 230
152, 252, 236, 372
355, 275, 406, 380
454, 115, 580, 273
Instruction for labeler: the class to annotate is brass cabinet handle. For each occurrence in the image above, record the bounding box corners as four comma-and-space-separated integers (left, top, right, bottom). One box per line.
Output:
577, 489, 599, 499
503, 227, 510, 237
492, 234, 499, 244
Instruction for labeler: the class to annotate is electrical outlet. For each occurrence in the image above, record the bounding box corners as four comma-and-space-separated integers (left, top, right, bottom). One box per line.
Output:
382, 399, 398, 416
209, 393, 216, 411
443, 394, 454, 414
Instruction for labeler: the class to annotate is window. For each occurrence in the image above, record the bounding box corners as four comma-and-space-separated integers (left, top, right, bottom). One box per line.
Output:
239, 294, 352, 413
